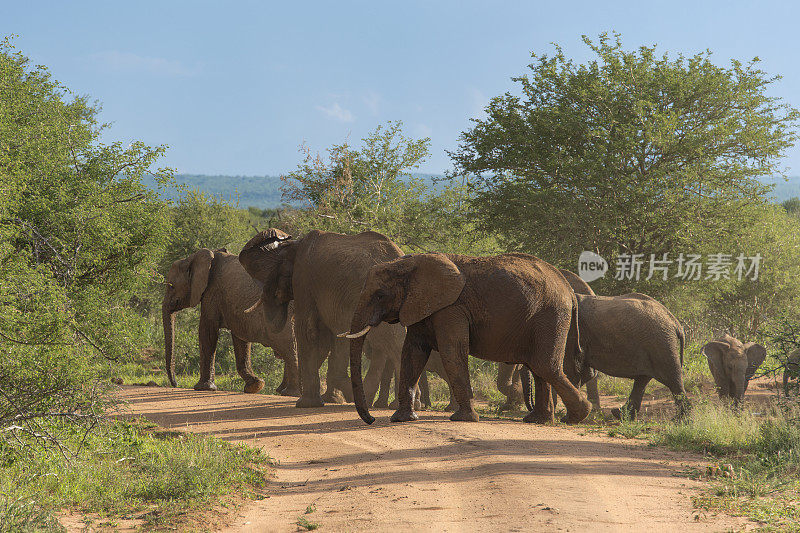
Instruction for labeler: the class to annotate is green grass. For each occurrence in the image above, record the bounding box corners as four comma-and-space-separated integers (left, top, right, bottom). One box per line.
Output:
602, 400, 800, 530
0, 418, 272, 531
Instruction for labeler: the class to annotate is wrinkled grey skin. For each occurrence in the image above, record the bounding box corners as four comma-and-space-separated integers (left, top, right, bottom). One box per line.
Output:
702, 334, 766, 406
375, 352, 452, 410
162, 248, 299, 395
238, 229, 421, 409
346, 252, 591, 426
785, 348, 800, 395
501, 269, 600, 414
576, 293, 689, 420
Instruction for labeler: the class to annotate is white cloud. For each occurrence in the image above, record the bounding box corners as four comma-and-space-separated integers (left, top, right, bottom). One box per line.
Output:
468, 87, 489, 117
415, 123, 433, 139
362, 91, 381, 115
316, 102, 355, 122
90, 51, 200, 77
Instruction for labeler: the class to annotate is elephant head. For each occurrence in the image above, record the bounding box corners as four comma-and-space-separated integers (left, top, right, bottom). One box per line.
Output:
162, 248, 215, 387
238, 228, 294, 331
343, 253, 466, 424
702, 334, 766, 406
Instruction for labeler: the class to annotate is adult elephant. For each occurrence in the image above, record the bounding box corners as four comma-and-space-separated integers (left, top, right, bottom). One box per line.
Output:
575, 293, 689, 420
702, 334, 766, 406
238, 229, 419, 408
162, 248, 299, 395
499, 269, 601, 413
343, 252, 592, 425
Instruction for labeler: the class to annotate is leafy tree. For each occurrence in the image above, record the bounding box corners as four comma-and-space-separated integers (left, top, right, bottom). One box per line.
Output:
451, 33, 799, 294
781, 197, 800, 217
282, 121, 494, 254
0, 38, 172, 442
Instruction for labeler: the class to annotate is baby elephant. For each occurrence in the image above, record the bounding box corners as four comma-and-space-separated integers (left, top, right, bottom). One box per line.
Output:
577, 293, 689, 420
702, 334, 766, 406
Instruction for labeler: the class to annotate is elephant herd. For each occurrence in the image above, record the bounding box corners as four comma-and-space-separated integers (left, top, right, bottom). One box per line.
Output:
162, 228, 786, 426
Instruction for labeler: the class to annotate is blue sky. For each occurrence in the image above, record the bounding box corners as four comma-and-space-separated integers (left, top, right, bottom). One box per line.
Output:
4, 1, 800, 176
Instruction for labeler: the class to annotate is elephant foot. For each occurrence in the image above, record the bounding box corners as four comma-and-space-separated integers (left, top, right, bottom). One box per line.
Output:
610, 405, 636, 421
498, 400, 522, 413
450, 408, 479, 422
244, 378, 265, 394
321, 389, 346, 404
565, 399, 593, 424
390, 409, 419, 423
279, 387, 301, 397
193, 381, 218, 392
295, 396, 325, 408
523, 410, 554, 424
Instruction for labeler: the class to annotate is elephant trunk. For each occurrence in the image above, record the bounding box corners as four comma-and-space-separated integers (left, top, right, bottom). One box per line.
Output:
521, 367, 534, 412
348, 307, 375, 425
162, 305, 177, 387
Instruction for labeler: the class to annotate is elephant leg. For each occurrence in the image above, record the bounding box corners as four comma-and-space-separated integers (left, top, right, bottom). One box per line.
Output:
232, 337, 264, 394
294, 318, 328, 408
528, 319, 591, 424
443, 380, 459, 412
322, 339, 352, 403
194, 315, 218, 391
433, 318, 477, 422
524, 373, 554, 423
273, 348, 301, 397
374, 360, 394, 408
419, 370, 431, 409
390, 333, 432, 423
362, 355, 386, 408
496, 363, 514, 409
611, 376, 650, 420
585, 376, 601, 411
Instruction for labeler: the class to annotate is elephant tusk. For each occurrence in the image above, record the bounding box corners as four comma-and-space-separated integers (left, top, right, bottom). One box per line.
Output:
244, 298, 263, 314
339, 325, 371, 339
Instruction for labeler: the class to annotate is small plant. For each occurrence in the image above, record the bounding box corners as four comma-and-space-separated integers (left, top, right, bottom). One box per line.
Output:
297, 515, 321, 530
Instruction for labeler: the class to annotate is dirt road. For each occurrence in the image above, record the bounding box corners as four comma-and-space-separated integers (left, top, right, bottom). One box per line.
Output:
117, 386, 746, 532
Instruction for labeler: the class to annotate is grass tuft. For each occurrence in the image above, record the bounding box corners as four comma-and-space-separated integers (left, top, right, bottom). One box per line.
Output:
0, 418, 272, 529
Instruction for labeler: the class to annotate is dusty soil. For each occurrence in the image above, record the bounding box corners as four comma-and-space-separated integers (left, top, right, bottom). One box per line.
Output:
113, 385, 756, 533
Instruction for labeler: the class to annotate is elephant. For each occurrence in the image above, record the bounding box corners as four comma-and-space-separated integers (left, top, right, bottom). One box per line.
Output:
785, 348, 800, 395
702, 334, 766, 406
573, 292, 688, 420
238, 229, 423, 409
162, 248, 299, 396
374, 352, 453, 410
500, 269, 602, 414
343, 252, 592, 425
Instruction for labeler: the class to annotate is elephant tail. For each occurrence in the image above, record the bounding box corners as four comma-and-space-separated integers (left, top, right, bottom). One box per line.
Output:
570, 293, 585, 373
677, 325, 685, 368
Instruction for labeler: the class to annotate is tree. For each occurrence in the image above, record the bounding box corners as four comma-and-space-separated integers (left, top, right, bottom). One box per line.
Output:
451, 33, 799, 293
282, 121, 494, 254
0, 38, 172, 443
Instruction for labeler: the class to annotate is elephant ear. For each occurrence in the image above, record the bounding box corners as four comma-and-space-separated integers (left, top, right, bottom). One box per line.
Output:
744, 343, 766, 381
257, 241, 296, 332
189, 249, 214, 307
399, 253, 465, 327
702, 340, 729, 389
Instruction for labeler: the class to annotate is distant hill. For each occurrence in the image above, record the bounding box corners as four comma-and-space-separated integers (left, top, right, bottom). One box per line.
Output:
142, 173, 445, 208
141, 174, 286, 208
142, 173, 800, 209
765, 176, 800, 202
